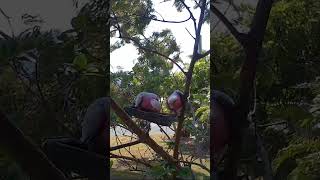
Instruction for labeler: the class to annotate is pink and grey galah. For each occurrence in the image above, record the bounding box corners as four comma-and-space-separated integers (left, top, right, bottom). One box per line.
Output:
134, 92, 161, 113
167, 90, 184, 116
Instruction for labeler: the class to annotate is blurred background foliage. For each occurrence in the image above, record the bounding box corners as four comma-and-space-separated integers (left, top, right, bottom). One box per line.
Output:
212, 0, 320, 179
0, 0, 319, 179
0, 0, 108, 179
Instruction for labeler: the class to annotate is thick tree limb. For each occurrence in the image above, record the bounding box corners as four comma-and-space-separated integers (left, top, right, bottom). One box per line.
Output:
110, 98, 179, 168
196, 49, 212, 61
249, 0, 274, 43
0, 110, 68, 180
124, 107, 177, 126
223, 0, 274, 179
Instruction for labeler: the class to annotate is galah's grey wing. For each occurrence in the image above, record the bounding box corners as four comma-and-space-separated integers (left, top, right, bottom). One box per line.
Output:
81, 97, 109, 144
134, 92, 144, 107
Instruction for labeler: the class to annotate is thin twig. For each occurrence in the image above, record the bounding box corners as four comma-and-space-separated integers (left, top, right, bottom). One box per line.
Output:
210, 2, 231, 32
140, 14, 192, 24
179, 0, 197, 34
185, 27, 195, 40
110, 153, 152, 167
110, 140, 141, 151
179, 160, 210, 172
112, 11, 187, 75
118, 36, 186, 75
211, 4, 248, 47
158, 125, 171, 140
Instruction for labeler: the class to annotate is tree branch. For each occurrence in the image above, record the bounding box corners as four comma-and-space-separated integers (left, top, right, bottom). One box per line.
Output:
179, 160, 210, 173
173, 0, 208, 172
0, 110, 68, 180
211, 4, 248, 47
110, 140, 141, 151
138, 14, 192, 24
110, 153, 152, 167
179, 0, 197, 33
223, 0, 274, 179
110, 98, 179, 169
124, 106, 177, 126
158, 125, 172, 140
210, 2, 231, 32
118, 36, 186, 75
113, 11, 192, 24
185, 27, 195, 40
196, 49, 212, 61
111, 11, 187, 75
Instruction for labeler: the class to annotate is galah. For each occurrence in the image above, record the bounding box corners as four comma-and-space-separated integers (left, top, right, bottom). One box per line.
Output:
80, 97, 109, 154
212, 90, 235, 154
167, 90, 184, 116
134, 92, 161, 113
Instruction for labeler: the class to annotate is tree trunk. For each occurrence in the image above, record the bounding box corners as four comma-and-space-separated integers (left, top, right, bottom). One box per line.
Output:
212, 0, 274, 179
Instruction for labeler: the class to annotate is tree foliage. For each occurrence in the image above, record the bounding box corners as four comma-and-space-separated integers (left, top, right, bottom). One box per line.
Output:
212, 0, 320, 178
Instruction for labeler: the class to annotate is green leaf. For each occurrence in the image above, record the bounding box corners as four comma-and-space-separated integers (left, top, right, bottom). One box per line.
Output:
73, 53, 88, 70
195, 106, 209, 118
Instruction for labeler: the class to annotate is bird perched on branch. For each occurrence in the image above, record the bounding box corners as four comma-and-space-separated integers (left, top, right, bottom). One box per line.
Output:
212, 90, 235, 154
134, 92, 161, 113
167, 90, 184, 116
167, 90, 193, 138
80, 97, 108, 154
134, 92, 161, 134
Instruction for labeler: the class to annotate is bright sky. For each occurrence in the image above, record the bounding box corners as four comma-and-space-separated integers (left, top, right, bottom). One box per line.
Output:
1, 0, 209, 74
110, 0, 210, 73
0, 0, 82, 35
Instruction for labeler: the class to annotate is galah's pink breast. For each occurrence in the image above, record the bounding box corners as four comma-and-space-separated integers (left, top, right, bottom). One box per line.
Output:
141, 96, 160, 112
